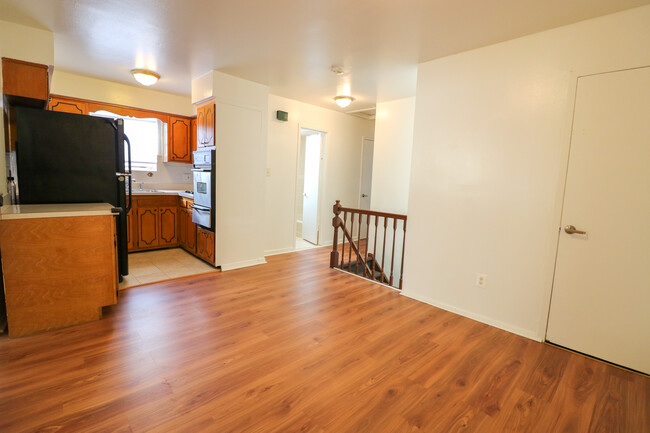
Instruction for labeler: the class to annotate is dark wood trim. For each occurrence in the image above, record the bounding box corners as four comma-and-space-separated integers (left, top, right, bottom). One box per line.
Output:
48, 94, 192, 122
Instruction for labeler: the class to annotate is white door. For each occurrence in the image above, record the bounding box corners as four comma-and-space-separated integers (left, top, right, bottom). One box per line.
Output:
360, 138, 374, 210
302, 133, 321, 245
546, 67, 650, 374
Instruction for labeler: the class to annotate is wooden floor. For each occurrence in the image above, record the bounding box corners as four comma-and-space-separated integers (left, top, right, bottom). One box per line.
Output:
1, 247, 648, 432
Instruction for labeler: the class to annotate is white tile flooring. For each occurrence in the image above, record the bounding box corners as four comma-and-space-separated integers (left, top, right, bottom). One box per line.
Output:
119, 248, 217, 290
295, 237, 320, 250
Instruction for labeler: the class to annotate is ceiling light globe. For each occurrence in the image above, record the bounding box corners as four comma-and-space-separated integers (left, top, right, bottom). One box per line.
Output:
334, 96, 354, 108
131, 69, 160, 86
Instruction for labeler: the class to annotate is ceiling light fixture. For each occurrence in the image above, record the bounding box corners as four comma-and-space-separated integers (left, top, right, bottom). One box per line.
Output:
334, 95, 355, 108
130, 69, 160, 86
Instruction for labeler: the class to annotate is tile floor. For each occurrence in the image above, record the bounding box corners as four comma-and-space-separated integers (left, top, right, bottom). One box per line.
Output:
295, 237, 320, 250
119, 248, 218, 289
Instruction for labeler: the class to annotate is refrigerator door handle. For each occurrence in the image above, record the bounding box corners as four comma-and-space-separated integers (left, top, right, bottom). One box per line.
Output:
124, 135, 132, 213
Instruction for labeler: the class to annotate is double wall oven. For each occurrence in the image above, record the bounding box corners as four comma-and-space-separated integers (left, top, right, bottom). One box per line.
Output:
192, 149, 215, 230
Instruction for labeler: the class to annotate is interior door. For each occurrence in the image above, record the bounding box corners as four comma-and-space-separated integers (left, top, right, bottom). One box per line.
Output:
302, 133, 321, 245
360, 138, 374, 210
546, 67, 650, 374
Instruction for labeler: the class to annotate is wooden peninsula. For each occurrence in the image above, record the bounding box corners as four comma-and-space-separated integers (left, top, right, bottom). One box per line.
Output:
0, 203, 119, 337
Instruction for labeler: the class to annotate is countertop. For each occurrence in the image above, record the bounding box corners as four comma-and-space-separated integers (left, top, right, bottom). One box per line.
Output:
132, 190, 194, 199
0, 203, 118, 220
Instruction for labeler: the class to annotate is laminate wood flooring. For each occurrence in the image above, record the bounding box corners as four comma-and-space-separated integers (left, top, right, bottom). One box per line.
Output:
1, 247, 648, 432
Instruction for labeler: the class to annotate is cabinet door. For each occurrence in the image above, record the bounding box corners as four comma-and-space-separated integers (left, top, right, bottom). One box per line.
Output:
190, 117, 197, 154
196, 102, 215, 148
197, 107, 206, 148
186, 209, 197, 253
179, 208, 187, 249
159, 206, 179, 246
127, 210, 136, 251
204, 230, 215, 264
138, 207, 159, 248
49, 96, 87, 114
203, 103, 215, 148
168, 117, 191, 162
196, 227, 207, 259
196, 227, 214, 264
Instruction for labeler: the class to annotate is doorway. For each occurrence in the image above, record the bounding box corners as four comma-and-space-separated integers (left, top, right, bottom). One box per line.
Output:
296, 128, 325, 248
546, 67, 650, 374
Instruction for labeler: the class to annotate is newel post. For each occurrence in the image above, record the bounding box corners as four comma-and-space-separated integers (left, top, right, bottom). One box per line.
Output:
330, 200, 342, 268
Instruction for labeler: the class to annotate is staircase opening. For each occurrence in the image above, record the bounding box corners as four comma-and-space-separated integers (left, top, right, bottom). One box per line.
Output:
330, 200, 407, 290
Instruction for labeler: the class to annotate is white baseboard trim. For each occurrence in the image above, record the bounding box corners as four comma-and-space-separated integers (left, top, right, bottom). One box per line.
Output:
401, 291, 543, 342
264, 247, 296, 257
220, 257, 267, 272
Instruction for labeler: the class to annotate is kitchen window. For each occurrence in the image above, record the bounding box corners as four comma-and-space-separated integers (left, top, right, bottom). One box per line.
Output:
90, 110, 166, 171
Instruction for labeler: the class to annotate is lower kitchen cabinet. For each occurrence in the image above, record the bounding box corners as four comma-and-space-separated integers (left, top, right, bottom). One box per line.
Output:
128, 195, 180, 252
137, 207, 159, 248
126, 211, 135, 250
127, 194, 214, 266
179, 207, 196, 254
159, 206, 178, 246
196, 227, 215, 265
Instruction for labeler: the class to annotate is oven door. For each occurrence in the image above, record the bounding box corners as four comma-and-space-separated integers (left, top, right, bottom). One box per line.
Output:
191, 204, 212, 229
193, 170, 212, 209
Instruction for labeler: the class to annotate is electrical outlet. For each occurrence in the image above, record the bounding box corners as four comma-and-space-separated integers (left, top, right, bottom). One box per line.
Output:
182, 173, 191, 182
476, 273, 487, 288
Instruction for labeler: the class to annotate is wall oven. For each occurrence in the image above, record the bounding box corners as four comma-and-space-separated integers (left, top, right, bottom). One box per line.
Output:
192, 149, 215, 230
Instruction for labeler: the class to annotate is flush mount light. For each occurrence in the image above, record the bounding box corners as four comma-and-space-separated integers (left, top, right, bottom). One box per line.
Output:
334, 95, 354, 108
130, 69, 160, 86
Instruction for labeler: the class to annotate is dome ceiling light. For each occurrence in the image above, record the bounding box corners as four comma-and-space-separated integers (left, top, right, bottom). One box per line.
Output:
130, 69, 160, 86
334, 95, 355, 108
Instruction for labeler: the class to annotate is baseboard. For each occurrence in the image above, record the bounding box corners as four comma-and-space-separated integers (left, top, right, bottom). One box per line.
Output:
264, 247, 296, 257
401, 290, 543, 342
220, 257, 267, 272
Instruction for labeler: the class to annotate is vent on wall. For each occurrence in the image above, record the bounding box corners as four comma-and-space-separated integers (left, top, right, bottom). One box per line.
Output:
346, 107, 376, 121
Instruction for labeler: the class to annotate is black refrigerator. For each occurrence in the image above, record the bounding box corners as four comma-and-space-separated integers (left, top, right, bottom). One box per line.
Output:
14, 106, 132, 278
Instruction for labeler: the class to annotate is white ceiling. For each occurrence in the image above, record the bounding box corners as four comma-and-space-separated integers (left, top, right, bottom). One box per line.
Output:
1, 0, 647, 111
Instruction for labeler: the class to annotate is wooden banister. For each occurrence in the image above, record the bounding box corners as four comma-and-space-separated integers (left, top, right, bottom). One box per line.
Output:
330, 200, 407, 290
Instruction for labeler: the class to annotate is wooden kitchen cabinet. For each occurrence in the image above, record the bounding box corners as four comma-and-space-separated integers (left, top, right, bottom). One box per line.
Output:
49, 95, 87, 114
159, 206, 179, 246
137, 206, 159, 248
196, 101, 215, 148
126, 210, 136, 250
196, 226, 215, 265
2, 57, 49, 103
0, 210, 118, 338
180, 207, 197, 253
129, 195, 181, 252
127, 195, 213, 266
190, 117, 197, 153
167, 116, 191, 163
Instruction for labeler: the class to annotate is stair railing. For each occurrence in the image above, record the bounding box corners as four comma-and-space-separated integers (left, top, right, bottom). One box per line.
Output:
330, 200, 407, 290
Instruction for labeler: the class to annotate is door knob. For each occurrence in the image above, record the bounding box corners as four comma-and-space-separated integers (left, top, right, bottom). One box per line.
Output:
564, 225, 587, 235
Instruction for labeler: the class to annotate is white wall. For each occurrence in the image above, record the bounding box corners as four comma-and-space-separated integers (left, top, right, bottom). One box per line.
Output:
265, 94, 375, 255
371, 97, 416, 214
0, 20, 54, 197
404, 5, 650, 340
210, 71, 269, 271
51, 70, 194, 116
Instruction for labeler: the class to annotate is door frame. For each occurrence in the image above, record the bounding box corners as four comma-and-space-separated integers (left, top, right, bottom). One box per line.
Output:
542, 66, 650, 342
293, 126, 327, 249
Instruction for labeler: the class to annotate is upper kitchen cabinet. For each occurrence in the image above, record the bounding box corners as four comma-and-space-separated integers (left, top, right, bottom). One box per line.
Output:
48, 95, 87, 115
2, 58, 49, 107
196, 100, 215, 148
167, 116, 191, 163
190, 117, 197, 153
